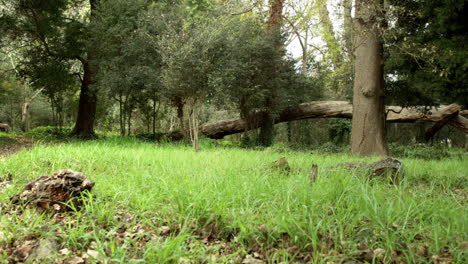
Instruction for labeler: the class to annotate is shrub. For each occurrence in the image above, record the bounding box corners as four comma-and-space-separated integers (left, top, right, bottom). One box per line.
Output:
27, 126, 73, 140
314, 142, 347, 154
389, 143, 451, 160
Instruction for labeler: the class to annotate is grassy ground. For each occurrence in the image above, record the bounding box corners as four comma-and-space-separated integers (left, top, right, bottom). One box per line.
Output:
0, 137, 466, 263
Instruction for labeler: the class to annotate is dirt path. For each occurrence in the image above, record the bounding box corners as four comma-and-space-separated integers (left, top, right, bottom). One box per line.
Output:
0, 136, 33, 158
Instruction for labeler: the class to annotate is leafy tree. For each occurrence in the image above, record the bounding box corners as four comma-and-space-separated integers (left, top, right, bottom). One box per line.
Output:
384, 0, 468, 107
91, 0, 162, 136
0, 0, 99, 137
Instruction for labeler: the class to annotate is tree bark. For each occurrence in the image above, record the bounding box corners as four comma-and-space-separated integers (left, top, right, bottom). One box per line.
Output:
72, 60, 97, 137
163, 101, 466, 141
350, 0, 388, 156
71, 0, 98, 137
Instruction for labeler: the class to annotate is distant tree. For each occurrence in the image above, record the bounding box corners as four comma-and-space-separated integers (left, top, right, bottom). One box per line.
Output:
158, 9, 222, 150
210, 15, 318, 144
91, 0, 161, 136
0, 0, 100, 137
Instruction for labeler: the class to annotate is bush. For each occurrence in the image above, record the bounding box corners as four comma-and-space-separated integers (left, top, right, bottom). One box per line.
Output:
328, 119, 351, 144
134, 133, 165, 142
389, 143, 451, 160
314, 142, 347, 154
27, 126, 73, 140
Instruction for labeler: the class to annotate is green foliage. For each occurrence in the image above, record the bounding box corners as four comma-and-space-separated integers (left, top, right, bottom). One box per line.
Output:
26, 126, 73, 140
0, 136, 16, 147
385, 0, 468, 107
389, 143, 454, 160
314, 141, 347, 154
328, 119, 351, 144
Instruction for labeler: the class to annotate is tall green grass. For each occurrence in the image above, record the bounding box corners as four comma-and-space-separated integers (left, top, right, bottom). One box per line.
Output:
0, 138, 466, 263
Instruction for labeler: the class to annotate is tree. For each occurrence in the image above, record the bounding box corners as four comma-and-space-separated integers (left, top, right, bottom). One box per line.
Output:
384, 0, 468, 108
0, 0, 99, 137
350, 0, 388, 156
157, 6, 222, 150
254, 0, 284, 146
91, 0, 160, 136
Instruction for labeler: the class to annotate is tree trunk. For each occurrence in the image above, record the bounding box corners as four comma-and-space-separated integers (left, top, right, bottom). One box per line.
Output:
163, 101, 466, 141
343, 0, 354, 59
21, 100, 31, 132
319, 0, 343, 68
259, 0, 284, 146
127, 104, 132, 136
118, 94, 124, 136
171, 96, 185, 131
350, 0, 388, 156
71, 0, 98, 137
72, 60, 97, 137
152, 99, 160, 136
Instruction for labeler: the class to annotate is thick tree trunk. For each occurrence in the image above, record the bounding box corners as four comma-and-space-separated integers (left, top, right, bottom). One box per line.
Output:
72, 0, 98, 137
72, 61, 97, 137
163, 102, 466, 141
350, 0, 388, 156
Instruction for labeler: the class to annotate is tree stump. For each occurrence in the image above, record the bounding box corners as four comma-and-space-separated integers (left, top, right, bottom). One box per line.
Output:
10, 169, 94, 212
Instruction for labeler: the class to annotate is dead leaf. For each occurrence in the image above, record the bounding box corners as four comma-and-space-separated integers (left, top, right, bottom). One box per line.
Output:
12, 240, 37, 261
242, 254, 264, 264
373, 248, 385, 258
158, 226, 171, 236
68, 256, 85, 264
58, 248, 71, 255
87, 249, 100, 259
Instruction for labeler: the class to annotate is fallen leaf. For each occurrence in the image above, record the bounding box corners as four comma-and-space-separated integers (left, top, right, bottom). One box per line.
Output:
242, 254, 264, 264
158, 226, 171, 236
373, 248, 385, 258
58, 248, 71, 255
68, 256, 85, 264
87, 249, 100, 259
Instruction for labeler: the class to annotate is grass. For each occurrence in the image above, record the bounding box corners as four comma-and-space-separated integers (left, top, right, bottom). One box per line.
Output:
0, 137, 466, 263
0, 136, 16, 148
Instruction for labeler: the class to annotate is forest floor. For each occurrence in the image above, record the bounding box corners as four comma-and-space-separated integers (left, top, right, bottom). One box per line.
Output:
0, 137, 466, 263
0, 136, 33, 158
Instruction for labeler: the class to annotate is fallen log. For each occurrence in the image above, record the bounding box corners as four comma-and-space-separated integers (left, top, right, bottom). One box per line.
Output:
164, 101, 467, 140
449, 115, 468, 133
425, 106, 463, 141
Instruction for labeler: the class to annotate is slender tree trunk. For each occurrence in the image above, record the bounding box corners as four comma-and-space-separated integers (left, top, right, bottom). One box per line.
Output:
152, 99, 160, 136
343, 0, 354, 59
21, 100, 31, 132
188, 102, 200, 152
127, 103, 132, 136
118, 94, 124, 136
172, 96, 185, 131
319, 0, 343, 68
350, 0, 388, 156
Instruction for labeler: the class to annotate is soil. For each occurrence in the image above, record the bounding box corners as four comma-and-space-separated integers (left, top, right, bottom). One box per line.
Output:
0, 136, 33, 158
